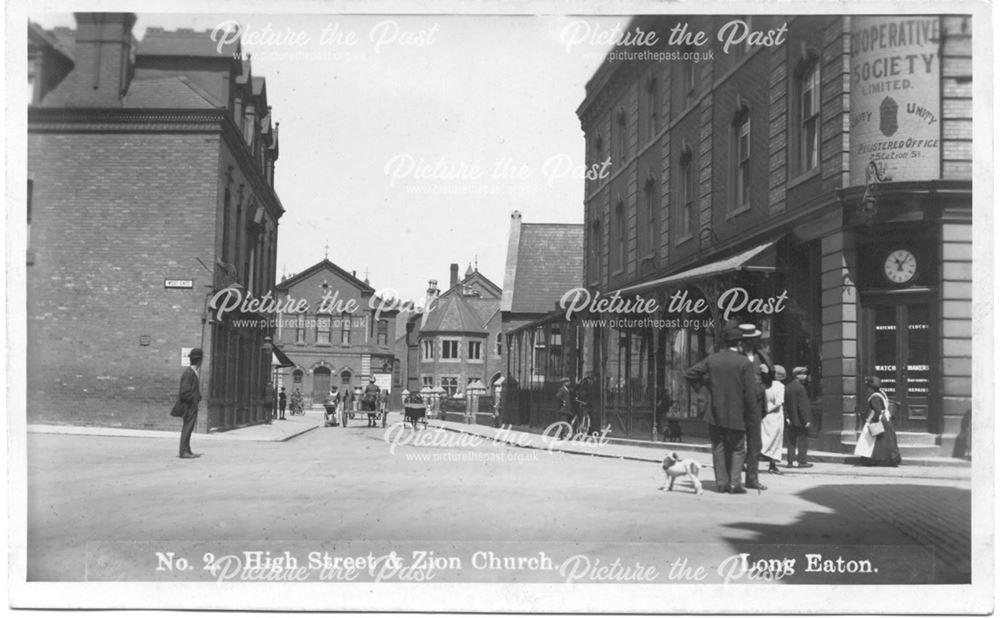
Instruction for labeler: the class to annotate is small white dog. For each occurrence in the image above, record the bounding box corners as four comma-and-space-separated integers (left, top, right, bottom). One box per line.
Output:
660, 452, 707, 495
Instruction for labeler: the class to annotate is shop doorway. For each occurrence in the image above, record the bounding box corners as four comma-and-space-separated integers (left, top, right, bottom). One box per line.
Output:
861, 297, 935, 432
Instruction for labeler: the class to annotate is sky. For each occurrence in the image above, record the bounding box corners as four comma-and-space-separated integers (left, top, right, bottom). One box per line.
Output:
29, 11, 621, 304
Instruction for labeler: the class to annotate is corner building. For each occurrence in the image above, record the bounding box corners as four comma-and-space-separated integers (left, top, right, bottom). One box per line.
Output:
576, 15, 971, 455
27, 14, 284, 431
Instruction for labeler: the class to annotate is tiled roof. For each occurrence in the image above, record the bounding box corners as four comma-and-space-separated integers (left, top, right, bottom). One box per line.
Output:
137, 27, 240, 59
122, 76, 222, 108
507, 223, 584, 314
422, 292, 486, 334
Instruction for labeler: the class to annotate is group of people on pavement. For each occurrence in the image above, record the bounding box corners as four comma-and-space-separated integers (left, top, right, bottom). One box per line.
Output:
685, 319, 901, 494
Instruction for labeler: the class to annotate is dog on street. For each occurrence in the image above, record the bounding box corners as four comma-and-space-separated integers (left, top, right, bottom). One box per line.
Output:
660, 452, 708, 495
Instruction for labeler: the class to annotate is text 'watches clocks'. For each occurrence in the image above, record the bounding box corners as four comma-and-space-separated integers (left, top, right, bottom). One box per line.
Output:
883, 249, 917, 284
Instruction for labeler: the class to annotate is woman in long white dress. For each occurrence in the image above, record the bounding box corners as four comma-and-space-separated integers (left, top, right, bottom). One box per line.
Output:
760, 364, 786, 474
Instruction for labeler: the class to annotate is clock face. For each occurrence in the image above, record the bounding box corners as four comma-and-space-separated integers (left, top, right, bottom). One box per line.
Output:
883, 249, 918, 284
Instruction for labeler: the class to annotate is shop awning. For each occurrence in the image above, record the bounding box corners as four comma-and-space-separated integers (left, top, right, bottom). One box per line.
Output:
615, 241, 776, 296
271, 346, 295, 368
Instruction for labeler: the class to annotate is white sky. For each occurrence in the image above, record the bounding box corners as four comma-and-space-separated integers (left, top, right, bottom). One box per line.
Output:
29, 11, 621, 304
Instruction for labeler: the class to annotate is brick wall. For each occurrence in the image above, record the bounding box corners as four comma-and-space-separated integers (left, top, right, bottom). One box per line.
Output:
27, 131, 220, 430
940, 16, 972, 179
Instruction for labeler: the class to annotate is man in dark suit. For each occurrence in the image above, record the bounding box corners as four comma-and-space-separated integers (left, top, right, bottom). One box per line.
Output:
685, 321, 759, 494
177, 348, 203, 459
784, 366, 813, 468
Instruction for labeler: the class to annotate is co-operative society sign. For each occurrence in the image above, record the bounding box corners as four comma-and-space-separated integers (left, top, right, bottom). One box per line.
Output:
849, 16, 941, 184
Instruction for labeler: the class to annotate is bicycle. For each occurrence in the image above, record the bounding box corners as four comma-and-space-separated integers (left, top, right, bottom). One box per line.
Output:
552, 400, 592, 440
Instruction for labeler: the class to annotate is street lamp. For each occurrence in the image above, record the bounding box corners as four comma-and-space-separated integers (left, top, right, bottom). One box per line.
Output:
860, 158, 891, 225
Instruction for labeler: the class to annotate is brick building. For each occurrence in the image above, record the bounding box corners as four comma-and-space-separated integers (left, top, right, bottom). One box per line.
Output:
27, 14, 284, 431
272, 259, 398, 407
397, 264, 503, 402
563, 14, 973, 455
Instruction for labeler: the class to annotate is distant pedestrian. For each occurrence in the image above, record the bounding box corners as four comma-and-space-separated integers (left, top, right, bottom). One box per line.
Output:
860, 376, 901, 467
176, 348, 203, 459
556, 377, 572, 424
760, 364, 786, 474
685, 321, 758, 494
784, 366, 813, 468
263, 380, 275, 424
363, 378, 381, 427
740, 323, 771, 491
278, 386, 287, 420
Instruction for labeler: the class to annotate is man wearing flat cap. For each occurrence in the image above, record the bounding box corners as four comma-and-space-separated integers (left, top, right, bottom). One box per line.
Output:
784, 366, 812, 468
176, 348, 203, 459
685, 320, 759, 494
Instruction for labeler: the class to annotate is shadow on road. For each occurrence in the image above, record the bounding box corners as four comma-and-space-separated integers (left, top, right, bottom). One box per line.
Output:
718, 484, 971, 585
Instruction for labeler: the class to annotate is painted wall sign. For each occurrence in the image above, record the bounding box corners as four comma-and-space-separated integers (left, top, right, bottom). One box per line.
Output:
849, 16, 941, 184
165, 279, 194, 289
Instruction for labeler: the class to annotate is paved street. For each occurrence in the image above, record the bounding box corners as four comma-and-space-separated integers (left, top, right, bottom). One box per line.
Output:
26, 412, 971, 585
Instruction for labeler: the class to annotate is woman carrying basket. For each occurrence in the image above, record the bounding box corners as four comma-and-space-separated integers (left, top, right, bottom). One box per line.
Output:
859, 376, 901, 467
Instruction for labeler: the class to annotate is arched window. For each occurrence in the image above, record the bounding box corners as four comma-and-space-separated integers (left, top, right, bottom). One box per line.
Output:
340, 370, 352, 386
643, 172, 658, 258
340, 312, 352, 345
731, 106, 751, 211
615, 198, 626, 271
678, 146, 695, 239
590, 217, 601, 282
798, 58, 821, 173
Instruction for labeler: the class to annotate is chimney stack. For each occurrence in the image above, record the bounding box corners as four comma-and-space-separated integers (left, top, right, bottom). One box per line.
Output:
69, 13, 137, 107
450, 264, 459, 289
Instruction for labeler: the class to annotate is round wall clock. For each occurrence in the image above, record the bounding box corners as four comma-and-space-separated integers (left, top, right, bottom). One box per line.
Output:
883, 248, 918, 284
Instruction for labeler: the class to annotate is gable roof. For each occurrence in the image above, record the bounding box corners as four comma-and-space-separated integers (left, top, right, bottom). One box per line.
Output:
503, 222, 584, 315
275, 259, 375, 295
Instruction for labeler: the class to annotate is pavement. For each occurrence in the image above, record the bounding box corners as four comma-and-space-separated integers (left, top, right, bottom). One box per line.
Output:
27, 409, 325, 443
421, 419, 972, 481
